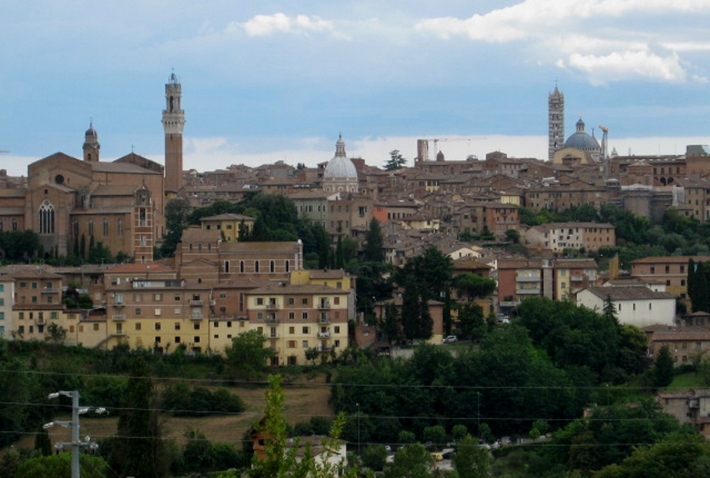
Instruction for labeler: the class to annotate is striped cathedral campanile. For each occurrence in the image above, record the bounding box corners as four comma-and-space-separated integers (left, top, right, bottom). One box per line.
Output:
548, 84, 564, 161
163, 72, 185, 192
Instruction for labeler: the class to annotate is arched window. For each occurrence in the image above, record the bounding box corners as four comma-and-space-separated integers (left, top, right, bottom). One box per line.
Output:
270, 260, 275, 273
118, 219, 124, 236
39, 199, 55, 234
103, 218, 109, 236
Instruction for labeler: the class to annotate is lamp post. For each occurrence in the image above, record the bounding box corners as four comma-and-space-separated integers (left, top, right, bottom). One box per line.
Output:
46, 391, 107, 478
356, 402, 361, 454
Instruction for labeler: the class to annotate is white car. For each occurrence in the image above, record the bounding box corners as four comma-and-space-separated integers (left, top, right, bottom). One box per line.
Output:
442, 335, 458, 344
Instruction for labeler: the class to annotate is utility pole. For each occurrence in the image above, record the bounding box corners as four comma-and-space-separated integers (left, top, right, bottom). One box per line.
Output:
45, 390, 106, 478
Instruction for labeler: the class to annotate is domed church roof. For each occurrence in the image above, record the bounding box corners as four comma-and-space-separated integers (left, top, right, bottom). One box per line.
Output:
323, 135, 357, 179
563, 117, 600, 152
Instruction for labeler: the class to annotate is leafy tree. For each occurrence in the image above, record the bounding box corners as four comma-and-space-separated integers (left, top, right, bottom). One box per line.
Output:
16, 453, 108, 478
453, 434, 490, 478
397, 430, 416, 444
384, 150, 407, 171
248, 375, 356, 478
181, 428, 215, 473
451, 424, 468, 441
651, 345, 675, 388
361, 444, 388, 471
45, 322, 67, 345
0, 229, 40, 262
110, 357, 167, 478
384, 443, 434, 478
87, 240, 113, 264
225, 330, 275, 380
401, 276, 432, 343
422, 425, 446, 449
457, 303, 486, 341
595, 433, 710, 478
688, 260, 710, 313
454, 273, 496, 302
505, 228, 520, 244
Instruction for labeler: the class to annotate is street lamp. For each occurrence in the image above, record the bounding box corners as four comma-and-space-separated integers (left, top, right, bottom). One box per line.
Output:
356, 402, 361, 454
45, 390, 107, 478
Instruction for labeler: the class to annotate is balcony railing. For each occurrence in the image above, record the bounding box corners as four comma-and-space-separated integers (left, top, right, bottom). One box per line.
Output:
114, 299, 124, 306
113, 315, 126, 321
516, 288, 541, 295
266, 302, 279, 310
190, 300, 204, 306
266, 317, 280, 324
190, 314, 203, 320
41, 287, 59, 294
515, 276, 540, 283
318, 332, 331, 338
319, 316, 330, 324
35, 318, 47, 325
317, 301, 331, 309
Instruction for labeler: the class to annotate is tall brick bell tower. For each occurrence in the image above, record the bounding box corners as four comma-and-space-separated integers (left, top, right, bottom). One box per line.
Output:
162, 72, 185, 193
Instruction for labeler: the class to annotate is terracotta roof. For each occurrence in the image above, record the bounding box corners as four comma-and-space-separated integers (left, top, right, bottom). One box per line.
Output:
631, 256, 710, 265
201, 213, 254, 221
0, 264, 63, 279
583, 286, 675, 301
105, 263, 176, 274
248, 283, 349, 295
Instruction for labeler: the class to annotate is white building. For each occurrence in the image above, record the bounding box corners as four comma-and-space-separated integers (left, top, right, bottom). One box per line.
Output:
576, 285, 676, 328
0, 277, 14, 339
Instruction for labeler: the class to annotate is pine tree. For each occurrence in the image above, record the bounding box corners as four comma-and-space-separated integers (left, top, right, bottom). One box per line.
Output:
652, 345, 675, 388
363, 218, 384, 263
110, 357, 167, 477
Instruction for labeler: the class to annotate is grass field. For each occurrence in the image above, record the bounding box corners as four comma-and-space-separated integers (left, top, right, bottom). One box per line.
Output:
15, 380, 333, 452
667, 372, 706, 390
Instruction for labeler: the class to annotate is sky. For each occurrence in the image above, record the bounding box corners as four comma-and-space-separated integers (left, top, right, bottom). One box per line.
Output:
1, 0, 710, 176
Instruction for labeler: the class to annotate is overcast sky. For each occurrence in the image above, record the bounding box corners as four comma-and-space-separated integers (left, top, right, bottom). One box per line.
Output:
1, 0, 710, 176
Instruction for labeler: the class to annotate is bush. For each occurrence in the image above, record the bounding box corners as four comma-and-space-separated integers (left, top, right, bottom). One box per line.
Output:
161, 382, 245, 416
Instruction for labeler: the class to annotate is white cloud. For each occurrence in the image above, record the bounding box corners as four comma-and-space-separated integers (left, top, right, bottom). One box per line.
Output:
414, 0, 710, 84
568, 50, 686, 84
242, 13, 335, 36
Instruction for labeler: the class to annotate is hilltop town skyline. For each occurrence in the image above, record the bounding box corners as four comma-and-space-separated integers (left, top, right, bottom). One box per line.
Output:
2, 1, 710, 176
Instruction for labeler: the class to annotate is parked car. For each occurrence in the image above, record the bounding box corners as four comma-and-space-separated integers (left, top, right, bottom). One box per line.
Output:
442, 335, 458, 344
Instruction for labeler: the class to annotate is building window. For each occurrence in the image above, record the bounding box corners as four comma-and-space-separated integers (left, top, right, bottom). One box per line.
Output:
240, 261, 245, 273
135, 323, 141, 330
103, 218, 109, 236
73, 221, 79, 237
270, 260, 275, 273
255, 261, 260, 273
155, 323, 161, 331
288, 312, 295, 320
88, 220, 94, 237
302, 326, 310, 334
118, 219, 123, 236
38, 199, 55, 234
302, 312, 308, 320
224, 260, 230, 273
135, 308, 142, 316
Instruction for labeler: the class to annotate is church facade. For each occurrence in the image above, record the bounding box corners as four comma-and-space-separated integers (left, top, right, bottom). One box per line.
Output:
0, 74, 186, 262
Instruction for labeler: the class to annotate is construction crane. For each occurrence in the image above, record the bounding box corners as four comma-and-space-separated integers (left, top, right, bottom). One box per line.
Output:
598, 125, 609, 180
417, 137, 487, 161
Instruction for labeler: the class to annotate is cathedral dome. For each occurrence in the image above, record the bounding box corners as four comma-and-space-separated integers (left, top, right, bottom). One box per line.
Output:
323, 135, 357, 179
563, 117, 600, 152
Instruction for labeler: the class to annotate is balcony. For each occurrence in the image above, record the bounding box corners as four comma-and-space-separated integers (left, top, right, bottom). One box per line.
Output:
190, 314, 203, 320
112, 315, 126, 321
318, 332, 331, 338
269, 333, 279, 339
319, 316, 330, 324
266, 316, 280, 324
113, 299, 124, 306
570, 275, 585, 282
516, 288, 541, 295
317, 301, 331, 310
41, 287, 59, 294
515, 276, 540, 283
190, 300, 204, 306
499, 300, 521, 308
35, 318, 47, 325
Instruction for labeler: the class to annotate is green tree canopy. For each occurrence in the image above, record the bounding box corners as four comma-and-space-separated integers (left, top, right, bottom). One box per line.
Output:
225, 330, 275, 380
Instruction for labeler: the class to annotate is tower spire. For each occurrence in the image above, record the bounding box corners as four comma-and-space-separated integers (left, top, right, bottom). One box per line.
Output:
83, 120, 100, 162
548, 84, 565, 161
162, 72, 185, 192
